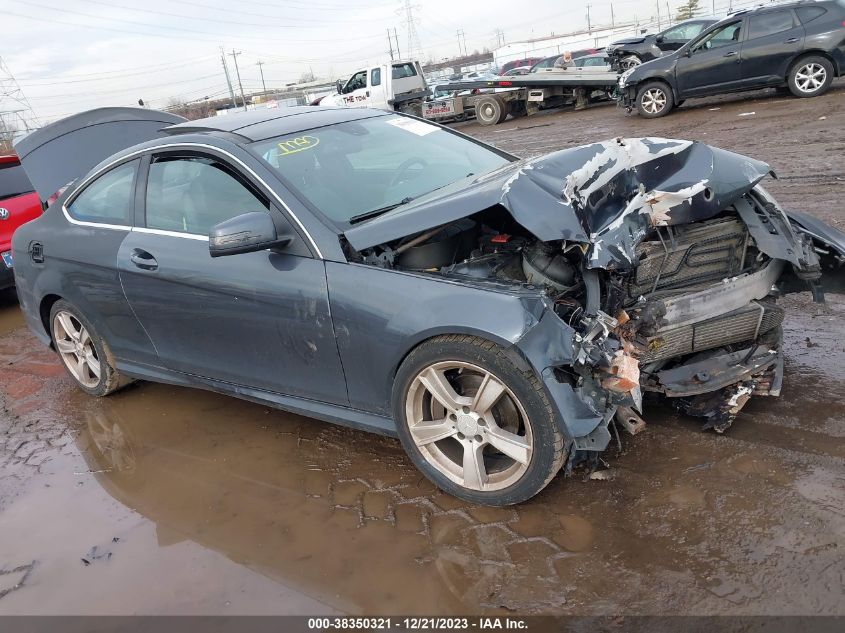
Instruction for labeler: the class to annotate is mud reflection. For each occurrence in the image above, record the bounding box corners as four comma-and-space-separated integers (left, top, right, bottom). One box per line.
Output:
67, 367, 845, 615
0, 289, 24, 337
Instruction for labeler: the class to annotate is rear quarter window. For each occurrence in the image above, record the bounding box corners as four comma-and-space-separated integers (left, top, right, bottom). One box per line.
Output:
796, 6, 827, 23
66, 159, 139, 226
0, 162, 35, 200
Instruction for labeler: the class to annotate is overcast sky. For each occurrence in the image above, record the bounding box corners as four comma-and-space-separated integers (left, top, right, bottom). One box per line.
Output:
2, 0, 745, 124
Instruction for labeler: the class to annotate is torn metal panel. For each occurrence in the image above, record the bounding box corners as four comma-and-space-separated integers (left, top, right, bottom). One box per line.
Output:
649, 345, 780, 397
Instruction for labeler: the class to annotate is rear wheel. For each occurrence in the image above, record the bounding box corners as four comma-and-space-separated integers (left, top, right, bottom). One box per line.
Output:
393, 335, 566, 506
636, 81, 674, 118
788, 56, 833, 98
50, 300, 131, 396
475, 95, 508, 125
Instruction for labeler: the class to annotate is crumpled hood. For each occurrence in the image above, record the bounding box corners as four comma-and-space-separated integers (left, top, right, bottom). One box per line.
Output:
344, 137, 772, 270
610, 35, 650, 46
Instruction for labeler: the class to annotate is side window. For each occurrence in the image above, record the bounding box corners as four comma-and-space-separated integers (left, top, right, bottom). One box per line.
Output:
344, 71, 367, 93
747, 10, 796, 40
663, 22, 707, 41
692, 21, 742, 51
67, 159, 139, 226
145, 156, 269, 235
796, 6, 826, 23
371, 67, 381, 87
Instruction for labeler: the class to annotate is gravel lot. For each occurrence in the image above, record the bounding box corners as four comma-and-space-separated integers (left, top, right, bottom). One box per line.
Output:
1, 85, 843, 615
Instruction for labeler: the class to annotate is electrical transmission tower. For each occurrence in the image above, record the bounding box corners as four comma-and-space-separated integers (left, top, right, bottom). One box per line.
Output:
0, 57, 40, 153
401, 0, 422, 62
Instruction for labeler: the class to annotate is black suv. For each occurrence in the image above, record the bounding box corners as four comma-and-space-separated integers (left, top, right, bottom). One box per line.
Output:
619, 0, 845, 117
606, 18, 719, 70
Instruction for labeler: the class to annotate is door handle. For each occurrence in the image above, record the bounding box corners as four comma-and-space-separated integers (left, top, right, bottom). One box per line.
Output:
130, 249, 158, 271
785, 37, 800, 43
366, 91, 370, 97
724, 51, 738, 57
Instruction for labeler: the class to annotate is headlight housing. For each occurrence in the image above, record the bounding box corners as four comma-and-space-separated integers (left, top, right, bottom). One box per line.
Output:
618, 67, 636, 88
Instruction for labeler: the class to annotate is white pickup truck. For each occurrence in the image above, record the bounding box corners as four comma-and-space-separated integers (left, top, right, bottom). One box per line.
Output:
318, 60, 430, 115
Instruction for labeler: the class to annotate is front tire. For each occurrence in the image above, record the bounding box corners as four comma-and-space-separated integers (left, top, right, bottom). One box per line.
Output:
393, 335, 566, 506
788, 56, 833, 98
636, 81, 674, 118
50, 300, 131, 396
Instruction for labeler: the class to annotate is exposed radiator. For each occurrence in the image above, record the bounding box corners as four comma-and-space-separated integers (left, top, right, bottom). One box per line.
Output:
639, 301, 784, 363
627, 217, 748, 302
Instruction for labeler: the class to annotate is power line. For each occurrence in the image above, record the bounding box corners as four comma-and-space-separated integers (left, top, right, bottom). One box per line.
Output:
10, 1, 385, 44
79, 0, 395, 28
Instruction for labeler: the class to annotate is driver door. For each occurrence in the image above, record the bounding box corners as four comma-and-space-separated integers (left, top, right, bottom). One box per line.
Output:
675, 19, 745, 97
340, 69, 371, 108
117, 150, 349, 406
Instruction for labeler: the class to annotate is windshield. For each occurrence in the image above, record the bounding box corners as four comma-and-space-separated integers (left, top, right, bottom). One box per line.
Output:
251, 114, 511, 224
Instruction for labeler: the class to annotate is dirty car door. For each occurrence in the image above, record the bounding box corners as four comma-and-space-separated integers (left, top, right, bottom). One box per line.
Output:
676, 19, 745, 97
117, 151, 348, 405
740, 9, 804, 86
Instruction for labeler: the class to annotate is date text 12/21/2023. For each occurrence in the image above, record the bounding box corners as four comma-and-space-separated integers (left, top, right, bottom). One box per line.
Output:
306, 617, 528, 630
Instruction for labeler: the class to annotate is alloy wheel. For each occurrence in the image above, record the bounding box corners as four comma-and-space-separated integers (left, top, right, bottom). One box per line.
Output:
404, 361, 533, 492
53, 310, 101, 388
795, 63, 826, 94
641, 88, 667, 114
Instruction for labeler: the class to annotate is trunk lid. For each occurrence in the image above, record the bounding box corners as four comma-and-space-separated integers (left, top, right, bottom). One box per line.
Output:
13, 107, 186, 202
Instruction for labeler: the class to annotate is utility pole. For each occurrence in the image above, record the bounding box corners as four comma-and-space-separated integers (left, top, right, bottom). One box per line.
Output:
611, 4, 615, 29
666, 2, 672, 26
387, 28, 395, 60
256, 60, 267, 94
393, 27, 401, 59
229, 49, 247, 112
220, 47, 237, 108
656, 1, 662, 30
586, 4, 592, 32
456, 30, 465, 57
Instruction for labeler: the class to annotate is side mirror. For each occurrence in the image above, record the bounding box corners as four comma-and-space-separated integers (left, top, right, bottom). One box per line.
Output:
336, 79, 344, 94
209, 212, 291, 258
656, 34, 665, 43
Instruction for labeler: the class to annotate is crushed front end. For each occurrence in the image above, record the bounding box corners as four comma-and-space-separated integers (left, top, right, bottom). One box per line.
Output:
346, 137, 844, 461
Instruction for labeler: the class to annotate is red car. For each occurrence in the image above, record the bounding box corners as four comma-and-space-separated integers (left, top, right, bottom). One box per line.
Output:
0, 154, 42, 289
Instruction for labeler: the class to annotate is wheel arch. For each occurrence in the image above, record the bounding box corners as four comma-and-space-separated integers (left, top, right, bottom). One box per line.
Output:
39, 293, 63, 345
787, 50, 840, 78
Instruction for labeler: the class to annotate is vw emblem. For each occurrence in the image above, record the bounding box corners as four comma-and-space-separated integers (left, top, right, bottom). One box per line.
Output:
0, 208, 8, 221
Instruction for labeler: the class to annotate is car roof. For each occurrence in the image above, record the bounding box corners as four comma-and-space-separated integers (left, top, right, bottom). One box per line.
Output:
164, 106, 389, 142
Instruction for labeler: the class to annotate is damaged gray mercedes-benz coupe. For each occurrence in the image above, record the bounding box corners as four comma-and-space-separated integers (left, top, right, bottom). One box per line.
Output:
12, 107, 844, 505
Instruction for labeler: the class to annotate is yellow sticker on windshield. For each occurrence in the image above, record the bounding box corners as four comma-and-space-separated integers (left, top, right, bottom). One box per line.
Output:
277, 135, 320, 156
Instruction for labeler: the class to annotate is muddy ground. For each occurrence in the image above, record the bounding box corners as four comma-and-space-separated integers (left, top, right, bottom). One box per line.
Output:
1, 86, 843, 616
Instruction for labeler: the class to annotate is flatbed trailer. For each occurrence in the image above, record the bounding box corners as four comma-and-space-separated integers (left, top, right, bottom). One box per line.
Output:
425, 70, 620, 125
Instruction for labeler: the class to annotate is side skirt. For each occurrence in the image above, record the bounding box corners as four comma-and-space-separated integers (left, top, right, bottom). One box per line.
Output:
115, 359, 399, 438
